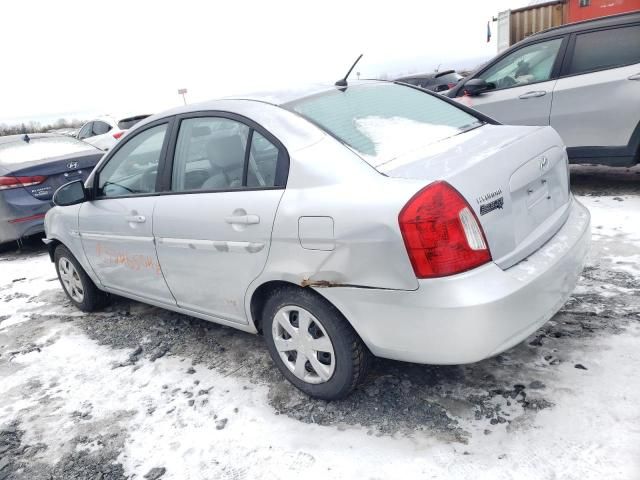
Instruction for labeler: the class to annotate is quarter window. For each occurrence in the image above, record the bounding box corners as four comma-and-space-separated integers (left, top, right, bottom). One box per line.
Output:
479, 38, 563, 90
97, 124, 167, 197
247, 131, 279, 188
568, 25, 640, 75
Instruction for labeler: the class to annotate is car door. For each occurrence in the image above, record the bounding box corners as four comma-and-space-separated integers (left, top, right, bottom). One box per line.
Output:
153, 114, 288, 324
78, 120, 177, 305
551, 23, 640, 154
457, 37, 566, 126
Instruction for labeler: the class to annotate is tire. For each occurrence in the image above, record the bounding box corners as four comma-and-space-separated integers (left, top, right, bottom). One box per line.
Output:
54, 245, 108, 312
263, 286, 370, 400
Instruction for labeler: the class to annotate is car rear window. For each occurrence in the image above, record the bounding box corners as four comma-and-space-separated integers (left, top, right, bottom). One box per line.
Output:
286, 83, 482, 166
117, 115, 150, 130
0, 137, 96, 166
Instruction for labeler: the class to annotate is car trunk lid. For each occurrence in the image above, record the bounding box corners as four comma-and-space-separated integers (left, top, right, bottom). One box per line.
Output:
8, 151, 103, 201
377, 124, 571, 269
0, 137, 103, 201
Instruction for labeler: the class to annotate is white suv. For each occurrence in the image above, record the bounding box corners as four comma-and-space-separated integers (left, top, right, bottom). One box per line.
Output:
77, 114, 150, 152
447, 12, 640, 167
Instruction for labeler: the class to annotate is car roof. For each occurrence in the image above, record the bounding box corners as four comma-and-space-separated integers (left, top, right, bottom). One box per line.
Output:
525, 10, 640, 42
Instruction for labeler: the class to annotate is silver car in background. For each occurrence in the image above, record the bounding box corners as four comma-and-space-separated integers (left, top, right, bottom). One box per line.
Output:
45, 81, 590, 399
448, 11, 640, 167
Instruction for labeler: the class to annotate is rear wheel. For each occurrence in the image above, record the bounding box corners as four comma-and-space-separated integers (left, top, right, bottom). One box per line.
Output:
54, 245, 108, 312
263, 287, 370, 400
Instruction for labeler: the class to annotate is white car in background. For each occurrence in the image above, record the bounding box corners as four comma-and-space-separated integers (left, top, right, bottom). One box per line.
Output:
77, 114, 151, 151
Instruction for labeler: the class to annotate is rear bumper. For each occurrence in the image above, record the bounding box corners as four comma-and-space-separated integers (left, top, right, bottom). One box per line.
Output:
0, 188, 50, 244
318, 197, 591, 364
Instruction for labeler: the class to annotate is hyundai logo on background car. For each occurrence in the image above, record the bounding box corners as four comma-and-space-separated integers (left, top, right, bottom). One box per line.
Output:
67, 161, 79, 169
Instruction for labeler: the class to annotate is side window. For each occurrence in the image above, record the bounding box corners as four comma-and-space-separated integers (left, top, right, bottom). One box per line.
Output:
172, 117, 249, 192
568, 25, 640, 75
97, 124, 167, 197
479, 38, 563, 90
92, 121, 112, 135
247, 131, 279, 187
78, 123, 93, 140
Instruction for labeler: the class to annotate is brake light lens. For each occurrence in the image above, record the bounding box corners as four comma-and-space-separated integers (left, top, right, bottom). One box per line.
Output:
113, 131, 125, 140
0, 175, 47, 191
399, 181, 491, 278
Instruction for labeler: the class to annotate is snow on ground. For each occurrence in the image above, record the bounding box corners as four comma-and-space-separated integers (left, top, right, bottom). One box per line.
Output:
1, 169, 639, 480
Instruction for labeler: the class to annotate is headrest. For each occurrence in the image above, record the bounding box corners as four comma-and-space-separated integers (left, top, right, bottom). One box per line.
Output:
206, 135, 245, 168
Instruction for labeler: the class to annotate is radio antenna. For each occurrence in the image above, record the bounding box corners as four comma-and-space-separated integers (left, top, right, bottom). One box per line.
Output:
335, 54, 363, 90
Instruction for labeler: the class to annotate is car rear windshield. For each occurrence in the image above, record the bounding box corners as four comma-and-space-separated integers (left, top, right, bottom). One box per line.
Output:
117, 115, 150, 130
0, 136, 96, 166
286, 83, 482, 166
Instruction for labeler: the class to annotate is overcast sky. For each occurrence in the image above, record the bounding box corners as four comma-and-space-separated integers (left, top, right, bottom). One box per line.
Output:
0, 0, 529, 124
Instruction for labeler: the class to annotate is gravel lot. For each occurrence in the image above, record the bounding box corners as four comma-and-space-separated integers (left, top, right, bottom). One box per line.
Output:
1, 165, 639, 480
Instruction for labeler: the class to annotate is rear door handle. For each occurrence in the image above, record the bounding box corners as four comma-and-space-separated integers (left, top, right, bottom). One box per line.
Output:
125, 215, 146, 223
224, 214, 260, 225
519, 91, 547, 99
628, 73, 640, 81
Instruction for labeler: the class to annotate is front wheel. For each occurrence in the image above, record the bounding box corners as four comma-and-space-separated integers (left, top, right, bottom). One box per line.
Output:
54, 245, 108, 312
263, 287, 370, 400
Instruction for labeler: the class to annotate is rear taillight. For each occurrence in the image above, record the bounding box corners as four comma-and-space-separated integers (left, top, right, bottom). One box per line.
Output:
113, 131, 125, 140
0, 175, 47, 191
399, 181, 491, 278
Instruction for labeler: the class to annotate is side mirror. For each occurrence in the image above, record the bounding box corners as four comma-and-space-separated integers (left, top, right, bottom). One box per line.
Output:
463, 78, 493, 96
53, 180, 87, 207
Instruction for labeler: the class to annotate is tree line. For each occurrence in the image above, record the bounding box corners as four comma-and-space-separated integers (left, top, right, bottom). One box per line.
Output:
0, 118, 86, 137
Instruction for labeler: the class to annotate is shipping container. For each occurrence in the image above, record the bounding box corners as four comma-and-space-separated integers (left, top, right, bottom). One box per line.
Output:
495, 0, 640, 51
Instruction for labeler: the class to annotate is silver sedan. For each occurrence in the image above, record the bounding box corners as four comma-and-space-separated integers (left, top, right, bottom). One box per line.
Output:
44, 81, 590, 399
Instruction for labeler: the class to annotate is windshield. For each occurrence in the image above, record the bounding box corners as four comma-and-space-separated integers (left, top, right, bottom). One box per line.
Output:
286, 83, 482, 166
0, 136, 96, 166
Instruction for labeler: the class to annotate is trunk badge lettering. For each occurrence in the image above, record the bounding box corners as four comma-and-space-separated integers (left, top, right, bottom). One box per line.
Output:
479, 197, 504, 216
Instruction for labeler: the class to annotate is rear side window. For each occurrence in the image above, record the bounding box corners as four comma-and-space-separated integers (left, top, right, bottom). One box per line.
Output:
171, 117, 286, 192
172, 117, 249, 192
287, 83, 481, 166
568, 25, 640, 75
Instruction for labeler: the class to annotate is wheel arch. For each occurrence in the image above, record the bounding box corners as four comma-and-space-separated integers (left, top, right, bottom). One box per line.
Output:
248, 280, 356, 336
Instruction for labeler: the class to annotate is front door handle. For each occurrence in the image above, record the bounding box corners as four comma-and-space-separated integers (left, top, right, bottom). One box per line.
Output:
224, 214, 260, 225
628, 73, 640, 81
519, 90, 547, 99
125, 215, 146, 223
